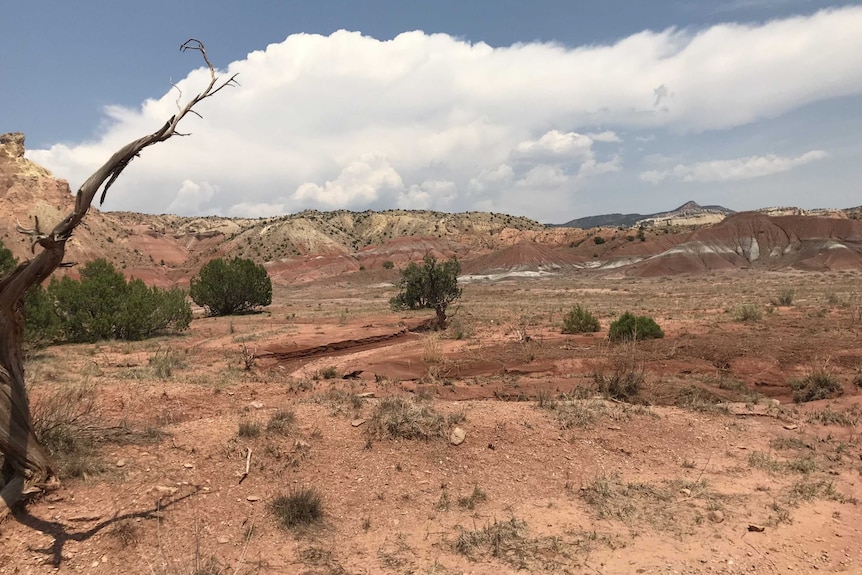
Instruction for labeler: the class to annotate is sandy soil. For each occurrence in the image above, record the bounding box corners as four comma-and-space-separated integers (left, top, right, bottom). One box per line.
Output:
2, 270, 862, 574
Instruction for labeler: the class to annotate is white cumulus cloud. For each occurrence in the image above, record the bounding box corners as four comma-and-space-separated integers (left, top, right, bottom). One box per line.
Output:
24, 7, 862, 221
640, 150, 827, 184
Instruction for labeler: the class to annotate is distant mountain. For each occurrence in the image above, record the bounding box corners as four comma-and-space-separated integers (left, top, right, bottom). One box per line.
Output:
557, 201, 735, 229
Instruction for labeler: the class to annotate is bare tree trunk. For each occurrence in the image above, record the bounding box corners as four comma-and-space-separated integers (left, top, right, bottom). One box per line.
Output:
0, 40, 236, 519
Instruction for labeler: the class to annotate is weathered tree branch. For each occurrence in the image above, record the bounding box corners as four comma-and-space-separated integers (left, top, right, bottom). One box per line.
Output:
0, 39, 235, 519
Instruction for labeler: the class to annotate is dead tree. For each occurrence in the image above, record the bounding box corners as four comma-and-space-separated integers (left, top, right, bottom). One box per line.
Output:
0, 40, 237, 518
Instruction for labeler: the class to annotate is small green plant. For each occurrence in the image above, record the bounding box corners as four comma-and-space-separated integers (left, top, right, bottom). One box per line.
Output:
593, 236, 606, 245
382, 260, 395, 269
149, 348, 185, 379
594, 346, 644, 401
271, 486, 323, 529
608, 312, 663, 342
734, 303, 762, 322
789, 368, 842, 403
562, 304, 600, 334
318, 366, 339, 380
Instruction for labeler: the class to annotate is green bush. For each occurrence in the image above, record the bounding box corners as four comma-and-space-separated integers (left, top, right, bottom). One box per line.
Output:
271, 487, 323, 529
382, 260, 395, 269
593, 236, 606, 245
562, 305, 600, 334
390, 255, 462, 329
0, 242, 190, 344
43, 259, 191, 343
190, 257, 272, 316
608, 312, 664, 342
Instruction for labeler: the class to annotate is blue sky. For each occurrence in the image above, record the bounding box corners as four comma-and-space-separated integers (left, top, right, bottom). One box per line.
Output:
3, 0, 861, 222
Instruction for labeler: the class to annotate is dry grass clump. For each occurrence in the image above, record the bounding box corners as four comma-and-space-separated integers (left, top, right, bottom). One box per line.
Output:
789, 367, 842, 403
266, 409, 296, 435
31, 380, 104, 479
593, 344, 644, 401
366, 396, 446, 441
237, 420, 261, 438
734, 303, 762, 322
271, 486, 323, 529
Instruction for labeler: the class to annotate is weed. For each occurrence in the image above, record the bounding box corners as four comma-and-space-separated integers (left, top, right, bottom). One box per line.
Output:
237, 420, 261, 438
773, 289, 795, 306
789, 367, 842, 403
109, 520, 139, 547
435, 490, 451, 511
271, 486, 323, 529
423, 334, 444, 364
366, 396, 446, 441
454, 517, 527, 559
317, 366, 339, 380
734, 303, 762, 322
149, 348, 186, 379
593, 345, 644, 401
267, 410, 296, 435
561, 305, 600, 334
458, 486, 488, 510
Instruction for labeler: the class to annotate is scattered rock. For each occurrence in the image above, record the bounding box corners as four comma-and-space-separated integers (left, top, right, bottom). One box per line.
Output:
246, 495, 261, 502
748, 524, 766, 532
449, 427, 466, 446
183, 463, 194, 469
217, 537, 229, 544
153, 485, 178, 497
250, 401, 264, 409
680, 488, 692, 496
351, 418, 366, 427
357, 392, 375, 398
708, 510, 725, 523
784, 424, 799, 430
115, 459, 127, 468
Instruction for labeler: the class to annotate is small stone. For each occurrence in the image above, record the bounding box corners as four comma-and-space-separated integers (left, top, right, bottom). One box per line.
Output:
183, 463, 194, 469
449, 427, 466, 446
708, 510, 725, 523
115, 459, 127, 468
680, 488, 692, 496
357, 392, 375, 398
246, 495, 261, 502
217, 537, 229, 544
748, 524, 766, 532
784, 424, 799, 430
351, 418, 366, 427
250, 401, 264, 409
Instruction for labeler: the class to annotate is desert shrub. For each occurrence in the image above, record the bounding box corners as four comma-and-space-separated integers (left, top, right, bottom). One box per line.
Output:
607, 312, 663, 342
790, 369, 843, 403
38, 259, 191, 343
190, 256, 272, 316
271, 487, 323, 529
593, 236, 606, 245
561, 304, 600, 334
594, 346, 645, 401
390, 254, 462, 329
734, 303, 762, 322
267, 410, 296, 435
366, 396, 446, 441
237, 420, 261, 438
382, 260, 395, 269
773, 289, 795, 306
0, 241, 17, 277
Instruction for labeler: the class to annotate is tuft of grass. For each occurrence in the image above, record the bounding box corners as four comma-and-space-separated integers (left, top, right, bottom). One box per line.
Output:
806, 406, 860, 426
316, 366, 339, 380
423, 334, 444, 364
773, 288, 795, 306
237, 420, 261, 438
458, 486, 488, 510
593, 345, 644, 401
561, 305, 600, 334
271, 486, 323, 529
734, 303, 762, 322
366, 396, 446, 441
148, 348, 186, 379
266, 410, 296, 435
454, 517, 527, 559
31, 380, 104, 479
789, 368, 842, 403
